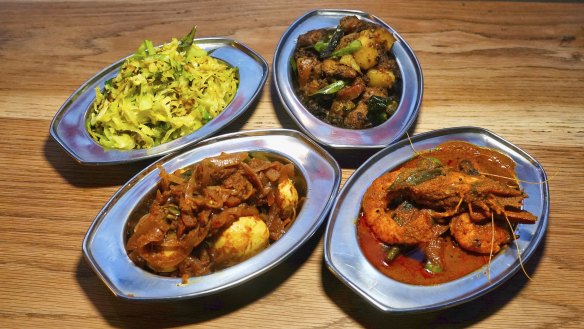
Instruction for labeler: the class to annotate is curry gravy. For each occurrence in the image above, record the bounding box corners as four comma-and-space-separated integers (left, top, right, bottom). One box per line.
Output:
357, 141, 518, 285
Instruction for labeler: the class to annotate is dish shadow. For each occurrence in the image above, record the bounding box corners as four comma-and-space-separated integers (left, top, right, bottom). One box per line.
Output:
44, 136, 152, 188
321, 233, 547, 328
269, 81, 308, 131
327, 112, 420, 170
76, 221, 325, 328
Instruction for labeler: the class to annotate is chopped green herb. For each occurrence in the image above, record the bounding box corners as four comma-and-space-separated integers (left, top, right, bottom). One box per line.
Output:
331, 39, 362, 57
424, 261, 443, 274
310, 80, 346, 96
314, 40, 328, 53
385, 246, 401, 263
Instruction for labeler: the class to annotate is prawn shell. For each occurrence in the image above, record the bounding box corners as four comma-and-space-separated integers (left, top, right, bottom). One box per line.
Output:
324, 126, 549, 313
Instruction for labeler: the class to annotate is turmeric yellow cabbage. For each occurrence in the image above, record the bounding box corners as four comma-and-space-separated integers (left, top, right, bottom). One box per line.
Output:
86, 28, 239, 150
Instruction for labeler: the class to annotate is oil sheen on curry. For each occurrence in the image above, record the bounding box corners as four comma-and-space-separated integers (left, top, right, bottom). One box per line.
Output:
125, 152, 304, 283
358, 141, 538, 285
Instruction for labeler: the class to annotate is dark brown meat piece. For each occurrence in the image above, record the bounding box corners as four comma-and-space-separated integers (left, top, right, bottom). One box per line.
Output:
321, 58, 358, 79
297, 29, 329, 47
343, 101, 369, 129
340, 15, 367, 33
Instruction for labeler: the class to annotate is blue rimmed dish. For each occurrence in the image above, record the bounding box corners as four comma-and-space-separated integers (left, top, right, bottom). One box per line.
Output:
324, 126, 549, 312
51, 37, 268, 165
82, 129, 341, 300
273, 9, 423, 149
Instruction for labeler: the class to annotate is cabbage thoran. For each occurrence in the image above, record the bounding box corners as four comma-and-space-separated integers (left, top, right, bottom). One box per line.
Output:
87, 27, 239, 150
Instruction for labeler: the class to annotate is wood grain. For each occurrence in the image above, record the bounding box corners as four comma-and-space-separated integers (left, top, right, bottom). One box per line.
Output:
1, 1, 583, 328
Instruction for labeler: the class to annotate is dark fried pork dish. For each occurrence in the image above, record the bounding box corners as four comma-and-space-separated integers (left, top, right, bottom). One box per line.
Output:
292, 16, 402, 129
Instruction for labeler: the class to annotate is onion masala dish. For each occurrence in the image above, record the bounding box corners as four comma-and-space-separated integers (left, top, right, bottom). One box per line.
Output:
87, 27, 239, 150
358, 141, 538, 285
126, 152, 303, 282
292, 16, 401, 129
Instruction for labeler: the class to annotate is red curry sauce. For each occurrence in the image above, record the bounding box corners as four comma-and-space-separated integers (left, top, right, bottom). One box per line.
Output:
357, 214, 490, 285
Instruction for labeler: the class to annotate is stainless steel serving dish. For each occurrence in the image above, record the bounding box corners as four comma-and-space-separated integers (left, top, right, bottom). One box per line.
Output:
273, 9, 423, 149
51, 37, 268, 165
324, 127, 549, 313
82, 129, 341, 300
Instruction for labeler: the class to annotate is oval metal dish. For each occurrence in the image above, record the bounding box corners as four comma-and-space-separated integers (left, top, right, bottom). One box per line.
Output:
82, 129, 341, 300
51, 37, 268, 165
273, 9, 423, 149
324, 126, 549, 313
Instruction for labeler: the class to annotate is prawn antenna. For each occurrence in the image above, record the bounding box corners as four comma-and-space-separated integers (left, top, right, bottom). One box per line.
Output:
487, 213, 495, 283
478, 169, 554, 185
405, 132, 421, 156
504, 213, 533, 281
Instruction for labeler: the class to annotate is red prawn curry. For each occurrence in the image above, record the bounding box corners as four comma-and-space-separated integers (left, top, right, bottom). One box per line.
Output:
358, 141, 537, 285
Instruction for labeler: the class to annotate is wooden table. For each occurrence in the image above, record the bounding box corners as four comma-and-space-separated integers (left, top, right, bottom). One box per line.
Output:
1, 1, 583, 328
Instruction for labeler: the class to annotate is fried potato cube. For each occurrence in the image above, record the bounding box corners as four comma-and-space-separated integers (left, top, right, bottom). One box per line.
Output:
339, 54, 361, 72
366, 68, 396, 88
353, 47, 378, 70
353, 31, 379, 70
373, 27, 396, 51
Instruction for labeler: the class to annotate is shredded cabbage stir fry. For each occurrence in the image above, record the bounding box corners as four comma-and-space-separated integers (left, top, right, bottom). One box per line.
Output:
86, 27, 239, 150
